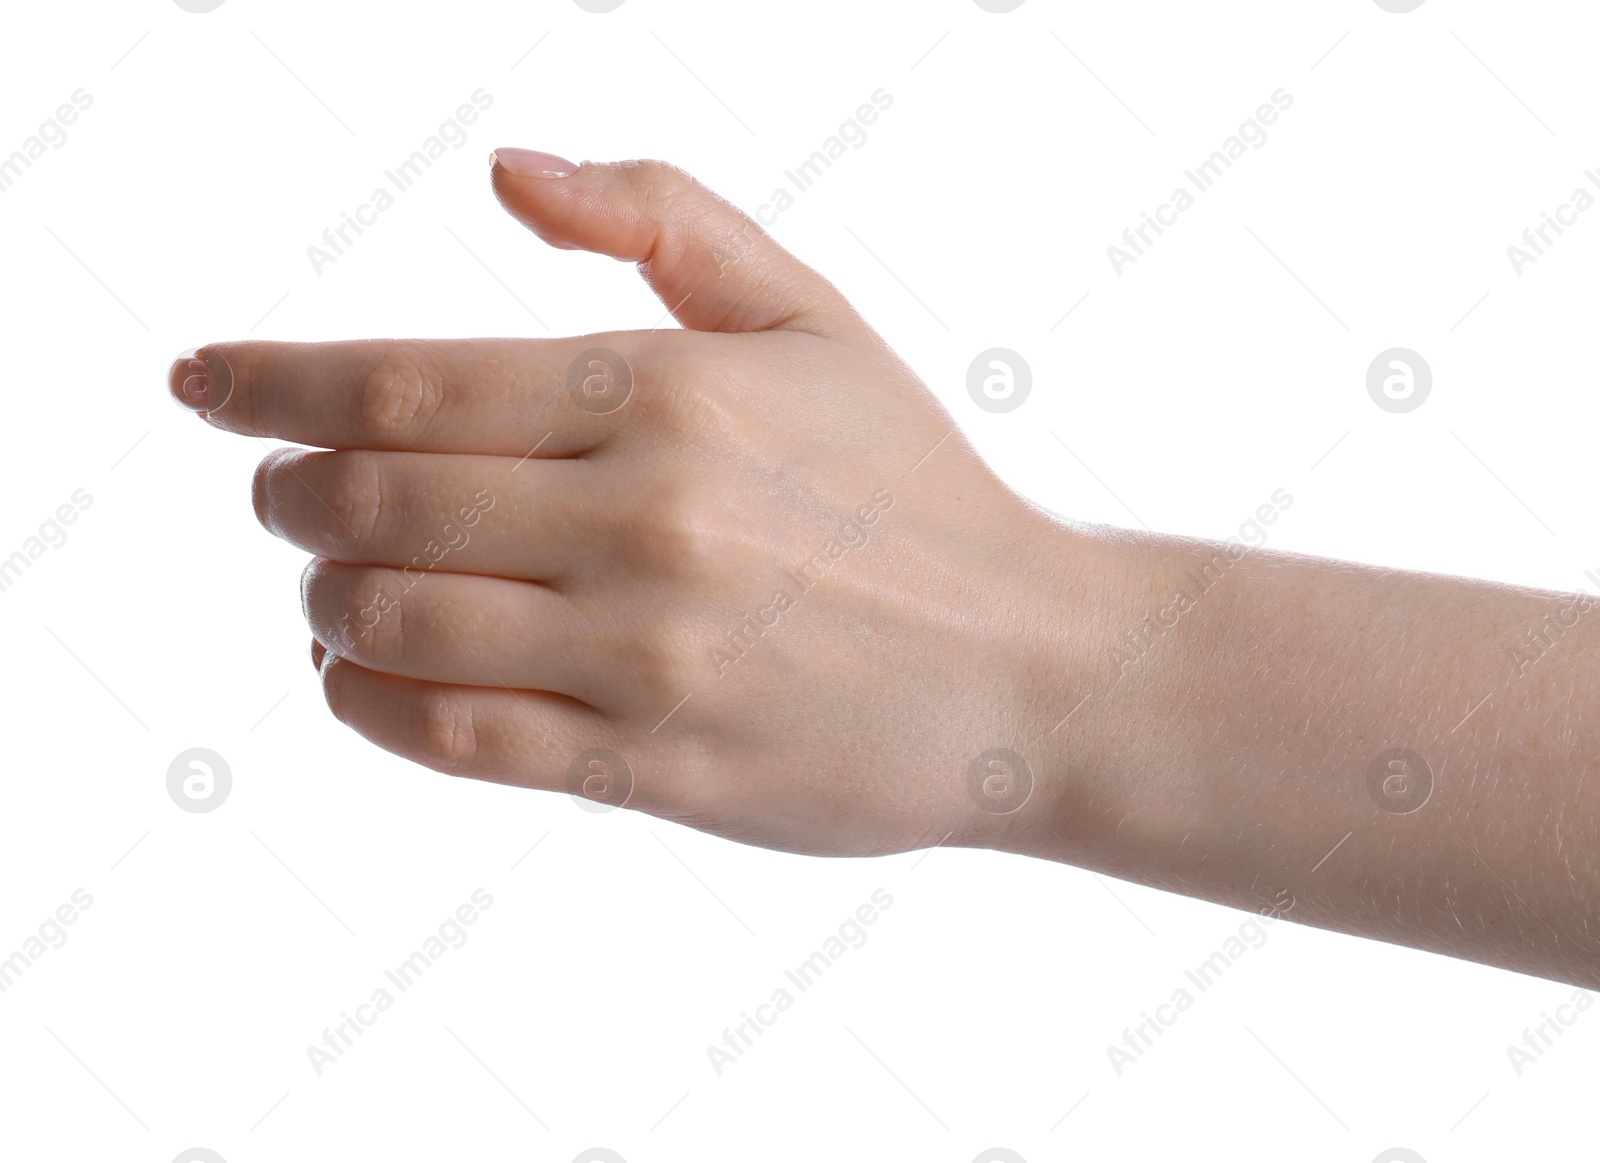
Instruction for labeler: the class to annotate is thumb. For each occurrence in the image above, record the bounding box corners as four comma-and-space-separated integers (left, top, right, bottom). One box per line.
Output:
489, 150, 868, 340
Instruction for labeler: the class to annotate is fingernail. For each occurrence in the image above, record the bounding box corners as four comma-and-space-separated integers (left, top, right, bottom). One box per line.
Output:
170, 348, 210, 412
492, 148, 579, 178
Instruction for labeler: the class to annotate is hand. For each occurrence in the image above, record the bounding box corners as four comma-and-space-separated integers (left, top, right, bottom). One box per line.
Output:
175, 150, 1600, 986
172, 151, 1099, 859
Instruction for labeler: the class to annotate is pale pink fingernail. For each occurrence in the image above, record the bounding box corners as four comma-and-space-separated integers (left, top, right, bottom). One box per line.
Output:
491, 148, 579, 178
170, 349, 210, 411
168, 347, 235, 419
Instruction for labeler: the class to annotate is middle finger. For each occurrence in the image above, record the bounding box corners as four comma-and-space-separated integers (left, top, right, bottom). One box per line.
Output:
256, 447, 597, 581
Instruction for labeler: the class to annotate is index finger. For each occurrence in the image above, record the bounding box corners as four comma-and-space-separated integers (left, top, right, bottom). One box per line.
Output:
168, 336, 647, 455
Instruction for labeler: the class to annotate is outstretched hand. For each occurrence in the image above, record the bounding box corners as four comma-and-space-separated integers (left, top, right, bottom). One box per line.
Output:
170, 150, 1099, 859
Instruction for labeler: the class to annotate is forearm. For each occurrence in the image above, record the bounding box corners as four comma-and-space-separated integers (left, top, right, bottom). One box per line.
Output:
1018, 522, 1600, 987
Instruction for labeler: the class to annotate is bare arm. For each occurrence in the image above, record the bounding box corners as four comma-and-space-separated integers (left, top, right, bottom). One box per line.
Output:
1016, 523, 1600, 987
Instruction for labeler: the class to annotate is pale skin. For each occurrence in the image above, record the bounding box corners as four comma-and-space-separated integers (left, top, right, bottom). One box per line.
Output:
172, 149, 1600, 989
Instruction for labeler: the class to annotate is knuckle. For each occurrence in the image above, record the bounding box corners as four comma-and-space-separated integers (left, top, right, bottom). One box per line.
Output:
624, 159, 700, 211
325, 452, 387, 551
620, 161, 746, 285
627, 483, 722, 579
635, 342, 738, 436
419, 687, 478, 771
357, 341, 447, 446
626, 623, 698, 701
342, 570, 405, 668
633, 381, 694, 438
658, 632, 701, 696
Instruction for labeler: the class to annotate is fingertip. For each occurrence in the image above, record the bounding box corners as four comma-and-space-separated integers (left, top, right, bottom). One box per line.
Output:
316, 638, 351, 724
168, 348, 210, 413
486, 154, 867, 338
251, 446, 304, 534
168, 346, 236, 419
252, 448, 281, 530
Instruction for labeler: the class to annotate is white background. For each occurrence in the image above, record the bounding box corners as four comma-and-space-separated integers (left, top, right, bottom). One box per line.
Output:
0, 1, 1595, 1160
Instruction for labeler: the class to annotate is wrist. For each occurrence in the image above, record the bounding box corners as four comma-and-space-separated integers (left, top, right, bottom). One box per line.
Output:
953, 508, 1156, 862
988, 518, 1210, 874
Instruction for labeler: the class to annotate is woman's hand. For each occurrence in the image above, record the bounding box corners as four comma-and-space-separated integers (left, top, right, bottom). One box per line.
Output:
175, 150, 1600, 986
170, 151, 1105, 859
